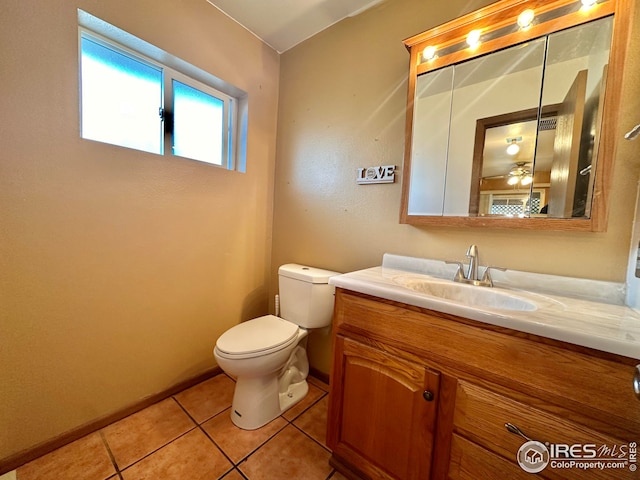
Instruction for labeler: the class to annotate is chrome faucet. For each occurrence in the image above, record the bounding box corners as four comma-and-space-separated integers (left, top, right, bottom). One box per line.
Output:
466, 244, 479, 282
446, 244, 505, 287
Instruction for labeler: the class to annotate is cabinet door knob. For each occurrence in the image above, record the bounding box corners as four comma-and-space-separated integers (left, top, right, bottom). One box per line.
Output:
634, 365, 640, 400
423, 390, 434, 401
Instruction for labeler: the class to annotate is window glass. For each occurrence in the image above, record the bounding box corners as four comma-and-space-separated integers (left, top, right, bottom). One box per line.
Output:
80, 37, 163, 154
172, 80, 224, 165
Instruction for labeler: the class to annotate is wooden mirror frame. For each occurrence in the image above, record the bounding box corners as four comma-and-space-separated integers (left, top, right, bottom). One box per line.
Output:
399, 0, 633, 231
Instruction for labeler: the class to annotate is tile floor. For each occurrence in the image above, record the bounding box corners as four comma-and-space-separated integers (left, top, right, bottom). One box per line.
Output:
5, 374, 348, 480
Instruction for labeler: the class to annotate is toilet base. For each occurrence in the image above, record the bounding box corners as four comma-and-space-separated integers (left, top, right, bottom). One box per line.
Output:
279, 378, 309, 413
227, 344, 311, 430
230, 376, 309, 430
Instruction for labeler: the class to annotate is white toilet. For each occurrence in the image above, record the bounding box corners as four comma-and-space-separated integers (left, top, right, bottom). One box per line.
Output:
213, 264, 339, 430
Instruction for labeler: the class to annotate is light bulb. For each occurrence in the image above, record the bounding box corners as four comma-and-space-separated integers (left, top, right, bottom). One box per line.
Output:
521, 175, 533, 185
506, 142, 520, 155
467, 30, 481, 48
517, 9, 535, 29
422, 45, 437, 61
507, 176, 520, 185
581, 0, 597, 7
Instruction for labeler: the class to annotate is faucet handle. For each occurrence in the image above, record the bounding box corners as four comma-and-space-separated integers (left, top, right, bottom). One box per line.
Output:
445, 261, 465, 282
481, 266, 506, 287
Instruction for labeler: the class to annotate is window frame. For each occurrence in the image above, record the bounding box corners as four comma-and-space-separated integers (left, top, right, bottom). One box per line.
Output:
78, 11, 246, 171
79, 30, 166, 156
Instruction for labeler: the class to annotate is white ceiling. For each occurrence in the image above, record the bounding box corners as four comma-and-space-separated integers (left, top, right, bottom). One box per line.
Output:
206, 0, 384, 53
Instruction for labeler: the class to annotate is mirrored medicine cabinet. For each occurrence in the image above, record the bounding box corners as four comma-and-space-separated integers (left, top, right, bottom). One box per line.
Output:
399, 0, 633, 231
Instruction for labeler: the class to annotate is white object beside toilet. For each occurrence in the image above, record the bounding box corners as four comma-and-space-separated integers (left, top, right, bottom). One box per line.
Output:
213, 264, 339, 430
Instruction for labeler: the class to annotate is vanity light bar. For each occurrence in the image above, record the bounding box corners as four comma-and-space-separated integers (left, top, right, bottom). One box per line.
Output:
414, 0, 611, 67
466, 29, 482, 48
422, 45, 437, 61
517, 9, 536, 29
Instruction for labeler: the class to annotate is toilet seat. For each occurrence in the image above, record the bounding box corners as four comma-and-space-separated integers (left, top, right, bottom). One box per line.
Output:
215, 315, 300, 359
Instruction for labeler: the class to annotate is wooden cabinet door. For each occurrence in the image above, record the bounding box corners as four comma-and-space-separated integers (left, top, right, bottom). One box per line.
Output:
328, 335, 440, 479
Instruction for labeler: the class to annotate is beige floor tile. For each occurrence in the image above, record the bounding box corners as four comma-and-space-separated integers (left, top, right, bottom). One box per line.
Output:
101, 398, 195, 469
238, 425, 331, 480
14, 374, 333, 480
293, 395, 329, 447
174, 374, 235, 424
16, 433, 115, 480
121, 429, 232, 480
202, 410, 287, 464
282, 383, 326, 421
220, 469, 246, 480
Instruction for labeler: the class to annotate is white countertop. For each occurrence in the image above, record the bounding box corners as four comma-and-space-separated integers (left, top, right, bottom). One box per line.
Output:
329, 254, 640, 359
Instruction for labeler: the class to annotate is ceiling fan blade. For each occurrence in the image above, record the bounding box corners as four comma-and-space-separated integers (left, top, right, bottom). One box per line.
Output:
482, 174, 508, 179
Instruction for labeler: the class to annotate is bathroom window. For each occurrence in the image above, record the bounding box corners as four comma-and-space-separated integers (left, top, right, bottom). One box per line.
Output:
78, 11, 247, 171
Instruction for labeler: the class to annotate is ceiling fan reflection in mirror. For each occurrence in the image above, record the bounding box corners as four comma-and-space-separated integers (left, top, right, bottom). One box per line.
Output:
483, 162, 533, 186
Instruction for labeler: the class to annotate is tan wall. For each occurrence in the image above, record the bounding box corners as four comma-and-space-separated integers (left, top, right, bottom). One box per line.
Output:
272, 0, 640, 374
0, 0, 279, 462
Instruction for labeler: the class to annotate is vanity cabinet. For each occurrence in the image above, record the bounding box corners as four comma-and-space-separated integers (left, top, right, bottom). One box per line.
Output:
327, 288, 640, 480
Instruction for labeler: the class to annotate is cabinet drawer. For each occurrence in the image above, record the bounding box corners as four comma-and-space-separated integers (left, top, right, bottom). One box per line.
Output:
454, 380, 637, 479
448, 434, 532, 480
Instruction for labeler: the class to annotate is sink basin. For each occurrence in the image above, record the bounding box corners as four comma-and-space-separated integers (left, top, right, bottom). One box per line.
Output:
392, 275, 537, 311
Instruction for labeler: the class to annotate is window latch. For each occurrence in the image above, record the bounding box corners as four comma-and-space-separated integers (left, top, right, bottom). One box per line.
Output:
159, 107, 164, 120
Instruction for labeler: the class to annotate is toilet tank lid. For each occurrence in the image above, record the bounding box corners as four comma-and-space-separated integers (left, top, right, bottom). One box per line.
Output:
278, 264, 341, 284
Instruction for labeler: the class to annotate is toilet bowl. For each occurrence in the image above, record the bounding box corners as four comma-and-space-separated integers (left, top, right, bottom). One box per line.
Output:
214, 315, 309, 429
213, 264, 339, 430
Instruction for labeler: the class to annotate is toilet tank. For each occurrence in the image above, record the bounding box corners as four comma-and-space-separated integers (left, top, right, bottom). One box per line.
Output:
278, 264, 341, 328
